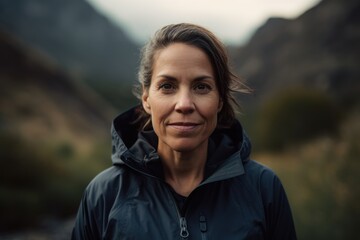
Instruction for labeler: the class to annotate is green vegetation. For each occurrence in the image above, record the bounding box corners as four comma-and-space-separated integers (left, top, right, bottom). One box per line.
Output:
257, 111, 360, 239
0, 131, 110, 231
254, 88, 341, 151
242, 86, 359, 239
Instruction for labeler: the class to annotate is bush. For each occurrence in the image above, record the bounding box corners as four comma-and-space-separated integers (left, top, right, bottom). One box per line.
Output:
258, 112, 360, 239
255, 88, 341, 151
0, 131, 107, 231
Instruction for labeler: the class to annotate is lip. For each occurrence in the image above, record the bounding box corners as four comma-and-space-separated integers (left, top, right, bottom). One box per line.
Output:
167, 122, 201, 131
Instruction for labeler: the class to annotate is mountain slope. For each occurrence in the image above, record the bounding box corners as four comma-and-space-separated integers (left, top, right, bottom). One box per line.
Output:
0, 30, 115, 150
232, 0, 360, 109
0, 0, 138, 82
0, 28, 120, 230
0, 0, 140, 110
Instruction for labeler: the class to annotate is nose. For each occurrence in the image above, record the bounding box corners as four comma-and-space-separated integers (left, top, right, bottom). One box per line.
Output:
175, 90, 195, 114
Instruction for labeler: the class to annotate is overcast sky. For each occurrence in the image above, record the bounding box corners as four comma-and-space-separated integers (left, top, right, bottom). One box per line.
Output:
86, 0, 321, 45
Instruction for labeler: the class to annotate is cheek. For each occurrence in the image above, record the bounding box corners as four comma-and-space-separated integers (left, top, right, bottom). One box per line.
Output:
198, 100, 221, 127
202, 97, 221, 116
149, 104, 168, 127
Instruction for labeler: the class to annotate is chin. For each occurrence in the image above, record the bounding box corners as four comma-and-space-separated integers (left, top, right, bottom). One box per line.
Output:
168, 139, 206, 153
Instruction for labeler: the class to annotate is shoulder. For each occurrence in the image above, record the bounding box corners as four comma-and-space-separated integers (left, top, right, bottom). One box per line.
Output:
82, 165, 130, 205
72, 166, 129, 238
243, 159, 279, 183
242, 159, 285, 199
243, 161, 297, 238
87, 166, 124, 190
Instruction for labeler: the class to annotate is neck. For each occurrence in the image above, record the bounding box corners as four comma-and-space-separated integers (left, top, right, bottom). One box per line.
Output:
158, 141, 208, 197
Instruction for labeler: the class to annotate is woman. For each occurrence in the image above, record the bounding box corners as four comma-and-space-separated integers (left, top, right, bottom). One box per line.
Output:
72, 23, 297, 239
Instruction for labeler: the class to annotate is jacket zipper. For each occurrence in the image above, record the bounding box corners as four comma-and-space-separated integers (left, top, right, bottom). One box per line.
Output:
179, 217, 189, 238
167, 188, 189, 239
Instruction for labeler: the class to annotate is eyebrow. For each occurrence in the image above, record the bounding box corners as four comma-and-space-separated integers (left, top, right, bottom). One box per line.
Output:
156, 74, 214, 81
193, 76, 215, 83
156, 75, 177, 81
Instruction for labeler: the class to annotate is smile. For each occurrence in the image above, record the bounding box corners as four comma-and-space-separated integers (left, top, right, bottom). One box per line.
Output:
167, 122, 201, 131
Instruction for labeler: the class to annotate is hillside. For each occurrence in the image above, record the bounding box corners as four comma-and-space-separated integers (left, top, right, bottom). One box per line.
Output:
0, 29, 118, 231
232, 0, 360, 110
0, 0, 140, 110
0, 29, 115, 153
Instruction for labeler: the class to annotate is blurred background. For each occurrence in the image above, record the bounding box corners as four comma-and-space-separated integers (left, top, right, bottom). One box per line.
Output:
0, 0, 359, 239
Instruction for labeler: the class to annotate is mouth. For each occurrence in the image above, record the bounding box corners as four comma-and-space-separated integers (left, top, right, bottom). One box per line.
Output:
167, 122, 201, 131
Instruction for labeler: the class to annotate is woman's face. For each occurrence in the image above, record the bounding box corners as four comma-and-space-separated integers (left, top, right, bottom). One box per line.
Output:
142, 43, 222, 153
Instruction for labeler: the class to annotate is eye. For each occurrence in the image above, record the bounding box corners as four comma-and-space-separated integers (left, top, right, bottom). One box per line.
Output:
160, 83, 172, 89
158, 82, 176, 93
194, 83, 212, 94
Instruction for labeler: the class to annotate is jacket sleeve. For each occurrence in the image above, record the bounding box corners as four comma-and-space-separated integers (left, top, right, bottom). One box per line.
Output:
71, 189, 102, 240
260, 169, 297, 240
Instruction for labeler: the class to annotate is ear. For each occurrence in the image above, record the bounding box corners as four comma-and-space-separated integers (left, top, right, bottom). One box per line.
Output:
142, 90, 151, 114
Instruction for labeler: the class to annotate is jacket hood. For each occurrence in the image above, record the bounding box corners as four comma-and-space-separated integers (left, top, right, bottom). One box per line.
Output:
111, 106, 252, 180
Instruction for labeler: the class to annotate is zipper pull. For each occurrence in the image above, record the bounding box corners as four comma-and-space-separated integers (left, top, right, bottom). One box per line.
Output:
179, 217, 189, 238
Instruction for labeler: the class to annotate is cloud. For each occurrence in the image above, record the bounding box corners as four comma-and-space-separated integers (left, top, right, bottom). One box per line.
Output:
86, 0, 321, 45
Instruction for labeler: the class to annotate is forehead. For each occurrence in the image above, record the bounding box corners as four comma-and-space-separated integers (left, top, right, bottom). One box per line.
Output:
152, 43, 214, 75
155, 42, 208, 60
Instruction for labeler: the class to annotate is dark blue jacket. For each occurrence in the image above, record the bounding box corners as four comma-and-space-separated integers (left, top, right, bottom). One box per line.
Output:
72, 107, 297, 239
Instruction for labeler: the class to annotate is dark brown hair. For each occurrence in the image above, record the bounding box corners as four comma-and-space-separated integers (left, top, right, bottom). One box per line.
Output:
133, 23, 250, 129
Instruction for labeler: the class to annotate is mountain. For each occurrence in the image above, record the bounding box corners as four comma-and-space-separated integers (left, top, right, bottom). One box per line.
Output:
0, 29, 119, 230
0, 29, 115, 150
231, 0, 360, 110
0, 0, 140, 110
